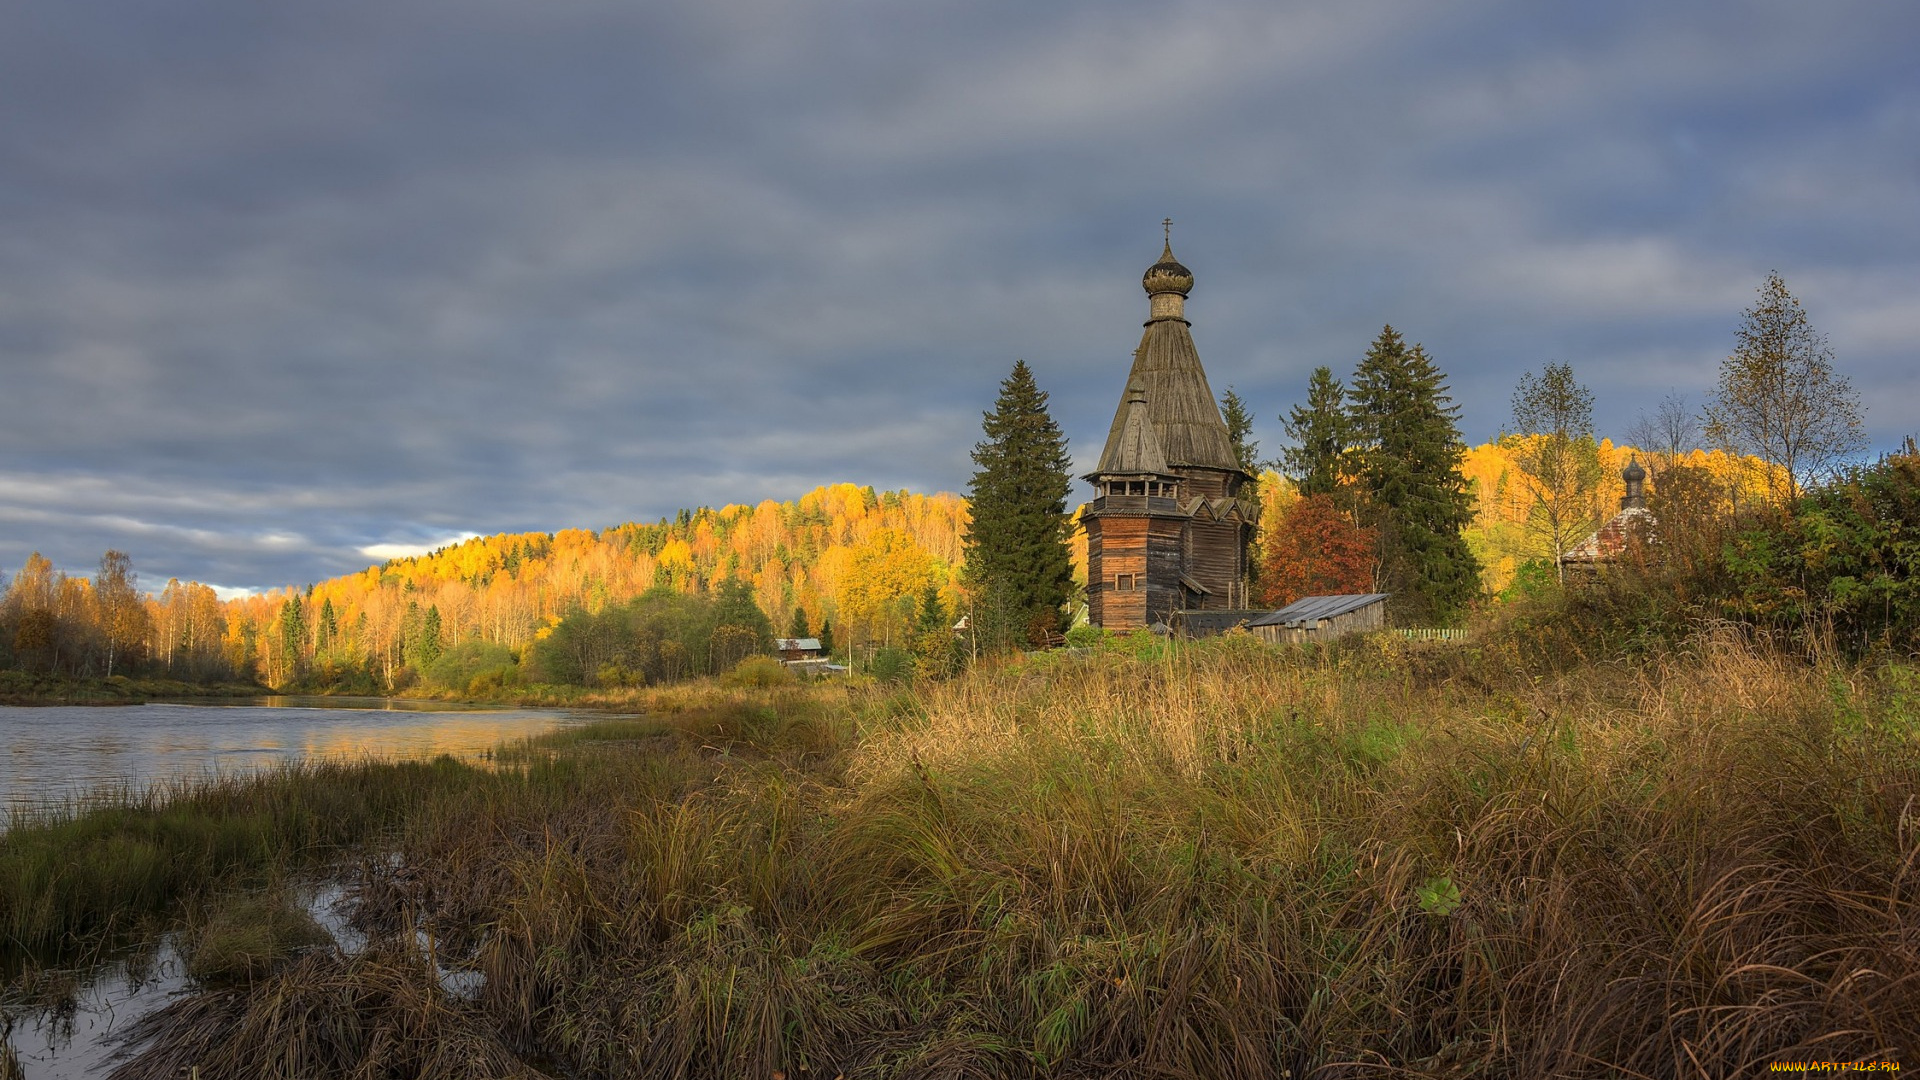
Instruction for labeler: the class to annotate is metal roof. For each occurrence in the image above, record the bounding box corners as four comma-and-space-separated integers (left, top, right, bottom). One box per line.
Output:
1247, 593, 1390, 629
774, 638, 822, 651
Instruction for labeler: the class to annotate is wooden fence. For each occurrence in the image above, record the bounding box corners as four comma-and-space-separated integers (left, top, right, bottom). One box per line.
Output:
1396, 628, 1470, 642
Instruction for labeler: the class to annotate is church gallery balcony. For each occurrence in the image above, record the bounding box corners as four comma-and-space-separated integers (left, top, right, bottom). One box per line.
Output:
1085, 478, 1181, 516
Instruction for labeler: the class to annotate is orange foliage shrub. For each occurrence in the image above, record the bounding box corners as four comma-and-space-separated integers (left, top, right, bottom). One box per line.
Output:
1259, 494, 1377, 607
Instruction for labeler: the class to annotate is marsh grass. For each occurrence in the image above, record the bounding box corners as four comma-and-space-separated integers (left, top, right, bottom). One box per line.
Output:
0, 755, 488, 975
18, 642, 1920, 1077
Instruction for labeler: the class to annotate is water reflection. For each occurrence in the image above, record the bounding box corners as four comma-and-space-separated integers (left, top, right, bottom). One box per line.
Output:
0, 699, 586, 810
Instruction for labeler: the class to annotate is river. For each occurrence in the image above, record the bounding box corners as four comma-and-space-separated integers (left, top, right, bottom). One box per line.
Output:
1, 697, 587, 1079
0, 697, 587, 812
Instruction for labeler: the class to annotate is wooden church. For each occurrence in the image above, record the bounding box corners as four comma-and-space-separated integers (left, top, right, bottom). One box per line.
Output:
1081, 234, 1257, 630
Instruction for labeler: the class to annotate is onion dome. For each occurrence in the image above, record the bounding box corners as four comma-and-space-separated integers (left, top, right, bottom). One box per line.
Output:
1621, 456, 1648, 510
1141, 240, 1193, 297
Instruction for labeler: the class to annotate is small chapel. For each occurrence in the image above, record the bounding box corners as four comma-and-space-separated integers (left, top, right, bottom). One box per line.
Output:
1081, 232, 1257, 630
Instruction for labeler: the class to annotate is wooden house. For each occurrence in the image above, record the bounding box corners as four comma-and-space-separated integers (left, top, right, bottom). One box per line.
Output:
775, 637, 823, 662
1247, 593, 1390, 644
1080, 234, 1256, 630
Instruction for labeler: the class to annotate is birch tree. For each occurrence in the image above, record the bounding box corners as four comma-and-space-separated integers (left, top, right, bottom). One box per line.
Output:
1703, 273, 1865, 501
1509, 363, 1602, 581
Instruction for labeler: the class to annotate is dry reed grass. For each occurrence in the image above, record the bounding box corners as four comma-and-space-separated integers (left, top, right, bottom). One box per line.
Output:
62, 637, 1920, 1075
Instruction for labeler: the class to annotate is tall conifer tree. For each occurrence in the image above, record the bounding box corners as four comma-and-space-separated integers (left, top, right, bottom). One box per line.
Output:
1348, 327, 1481, 623
1219, 387, 1260, 473
1221, 386, 1263, 597
963, 360, 1074, 648
1280, 366, 1353, 499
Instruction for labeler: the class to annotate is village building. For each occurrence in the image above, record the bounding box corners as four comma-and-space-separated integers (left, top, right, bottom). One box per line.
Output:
774, 637, 823, 662
1080, 233, 1258, 630
1559, 458, 1655, 577
775, 637, 847, 675
1246, 593, 1391, 644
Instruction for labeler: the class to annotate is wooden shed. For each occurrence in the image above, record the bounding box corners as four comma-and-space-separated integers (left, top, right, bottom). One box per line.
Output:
1247, 593, 1390, 644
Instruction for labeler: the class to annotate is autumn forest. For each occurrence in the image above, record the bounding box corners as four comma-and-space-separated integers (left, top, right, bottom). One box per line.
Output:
0, 436, 1776, 697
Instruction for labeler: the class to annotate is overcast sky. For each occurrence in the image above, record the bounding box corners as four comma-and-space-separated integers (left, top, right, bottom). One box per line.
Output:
2, 0, 1915, 594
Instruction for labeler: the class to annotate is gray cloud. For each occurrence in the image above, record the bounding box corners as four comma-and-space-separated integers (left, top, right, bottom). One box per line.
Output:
2, 0, 1915, 590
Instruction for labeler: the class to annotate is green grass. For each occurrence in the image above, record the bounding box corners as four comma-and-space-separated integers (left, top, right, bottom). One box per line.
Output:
11, 638, 1920, 1077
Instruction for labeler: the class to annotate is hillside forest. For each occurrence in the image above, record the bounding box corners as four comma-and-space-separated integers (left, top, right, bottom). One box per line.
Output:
0, 437, 1786, 697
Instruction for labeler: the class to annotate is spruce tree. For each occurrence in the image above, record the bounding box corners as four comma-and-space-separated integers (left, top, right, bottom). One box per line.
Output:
317, 597, 338, 654
1219, 387, 1260, 473
712, 578, 774, 651
415, 604, 443, 670
1221, 386, 1265, 598
1348, 327, 1481, 624
1279, 366, 1352, 499
916, 584, 949, 633
963, 360, 1074, 648
279, 593, 307, 682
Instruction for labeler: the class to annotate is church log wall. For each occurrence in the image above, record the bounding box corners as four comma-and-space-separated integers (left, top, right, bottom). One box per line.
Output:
1087, 516, 1148, 628
1145, 518, 1185, 625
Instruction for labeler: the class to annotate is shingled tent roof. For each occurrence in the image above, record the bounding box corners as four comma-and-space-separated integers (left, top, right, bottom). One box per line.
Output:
1097, 241, 1243, 475
1095, 382, 1172, 475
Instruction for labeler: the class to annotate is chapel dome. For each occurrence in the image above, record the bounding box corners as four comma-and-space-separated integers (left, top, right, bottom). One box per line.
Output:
1142, 240, 1194, 297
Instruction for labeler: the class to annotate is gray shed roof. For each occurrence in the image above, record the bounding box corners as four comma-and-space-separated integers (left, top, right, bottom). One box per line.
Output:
1247, 593, 1390, 629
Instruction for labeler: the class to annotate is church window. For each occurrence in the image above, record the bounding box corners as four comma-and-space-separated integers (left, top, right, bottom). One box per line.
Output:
1116, 574, 1136, 591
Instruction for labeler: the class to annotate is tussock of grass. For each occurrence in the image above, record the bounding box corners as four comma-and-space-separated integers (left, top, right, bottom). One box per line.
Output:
20, 636, 1920, 1076
107, 945, 543, 1080
184, 889, 332, 984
